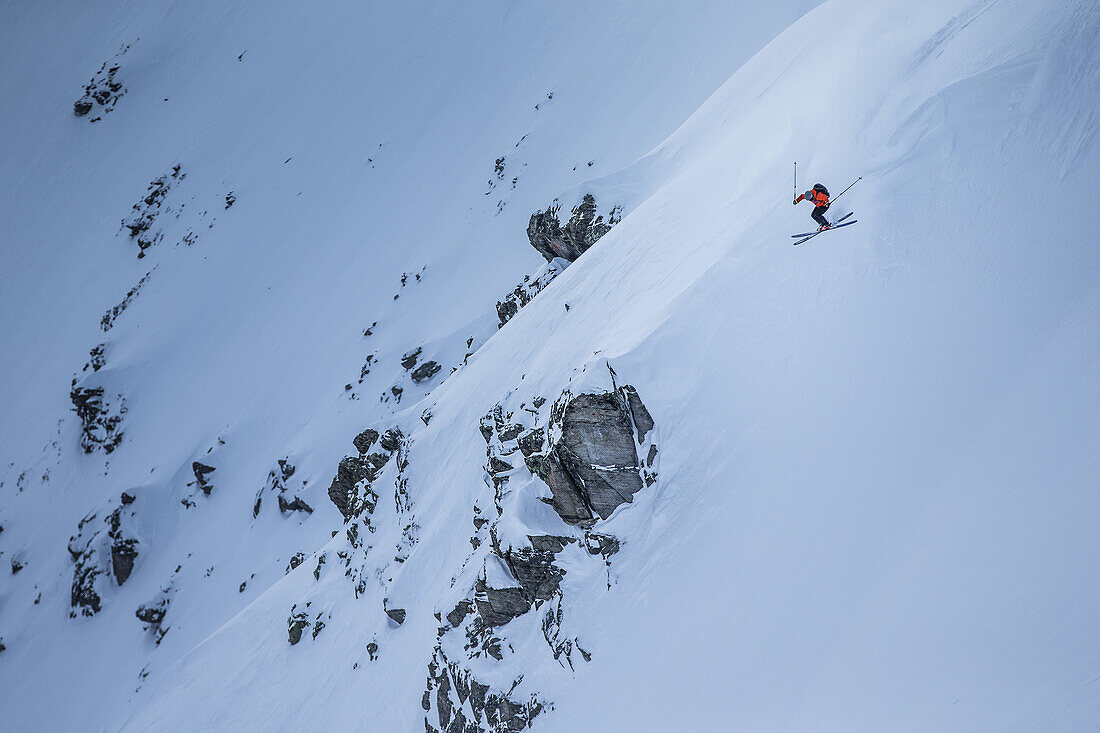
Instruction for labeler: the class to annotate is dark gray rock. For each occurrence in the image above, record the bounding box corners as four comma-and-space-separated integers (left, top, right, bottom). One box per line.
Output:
135, 596, 168, 625
410, 361, 441, 383
585, 532, 620, 558
71, 565, 103, 615
379, 428, 404, 452
327, 456, 374, 519
401, 347, 422, 370
446, 600, 474, 628
498, 423, 524, 442
70, 384, 125, 454
494, 260, 567, 328
287, 610, 309, 645
505, 548, 565, 602
111, 539, 138, 584
423, 645, 545, 733
479, 414, 495, 443
527, 535, 574, 554
278, 495, 313, 514
526, 193, 620, 262
386, 607, 406, 625
287, 552, 306, 572
474, 579, 530, 627
353, 428, 379, 455
537, 452, 596, 527
517, 427, 545, 457
74, 100, 93, 116
622, 385, 654, 442
555, 392, 643, 519
191, 462, 215, 495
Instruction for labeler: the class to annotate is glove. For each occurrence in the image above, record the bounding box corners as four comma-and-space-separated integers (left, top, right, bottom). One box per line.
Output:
793, 197, 798, 205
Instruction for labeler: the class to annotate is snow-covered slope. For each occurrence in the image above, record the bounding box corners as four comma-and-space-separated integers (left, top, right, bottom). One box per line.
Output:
3, 0, 1099, 730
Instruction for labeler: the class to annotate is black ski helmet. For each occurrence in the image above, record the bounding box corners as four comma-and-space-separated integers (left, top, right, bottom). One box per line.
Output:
813, 183, 829, 196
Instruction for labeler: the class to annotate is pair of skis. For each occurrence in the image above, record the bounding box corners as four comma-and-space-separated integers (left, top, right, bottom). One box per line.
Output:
791, 211, 856, 246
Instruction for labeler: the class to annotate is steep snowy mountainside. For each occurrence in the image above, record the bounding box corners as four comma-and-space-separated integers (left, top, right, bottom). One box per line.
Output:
0, 1, 828, 731
104, 0, 1100, 731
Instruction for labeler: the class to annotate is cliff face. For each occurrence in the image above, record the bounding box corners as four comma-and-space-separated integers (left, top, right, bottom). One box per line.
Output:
2, 1, 1100, 731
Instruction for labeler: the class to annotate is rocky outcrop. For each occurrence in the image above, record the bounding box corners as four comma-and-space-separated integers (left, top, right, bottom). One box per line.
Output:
101, 270, 152, 332
68, 494, 141, 617
73, 47, 129, 121
123, 165, 185, 257
411, 361, 441, 383
327, 428, 406, 520
255, 458, 313, 516
70, 383, 126, 454
495, 258, 569, 328
191, 462, 215, 495
423, 645, 544, 733
528, 386, 657, 526
135, 585, 174, 644
526, 193, 621, 263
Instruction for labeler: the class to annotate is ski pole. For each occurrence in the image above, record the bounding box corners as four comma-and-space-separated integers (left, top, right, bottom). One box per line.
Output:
793, 162, 797, 202
829, 176, 862, 205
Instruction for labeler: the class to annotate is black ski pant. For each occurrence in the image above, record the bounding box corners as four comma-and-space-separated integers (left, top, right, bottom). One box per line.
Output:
812, 204, 830, 227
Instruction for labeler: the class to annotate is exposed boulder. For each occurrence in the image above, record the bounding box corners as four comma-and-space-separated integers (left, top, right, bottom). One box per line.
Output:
410, 360, 441, 383
135, 587, 173, 643
326, 456, 374, 519
446, 600, 474, 628
327, 428, 405, 520
287, 609, 309, 645
254, 458, 300, 517
526, 193, 621, 262
70, 383, 126, 454
111, 539, 138, 584
400, 347, 422, 370
68, 496, 141, 617
527, 386, 655, 527
191, 462, 215, 495
277, 495, 313, 514
353, 428, 379, 455
555, 392, 644, 519
473, 578, 530, 627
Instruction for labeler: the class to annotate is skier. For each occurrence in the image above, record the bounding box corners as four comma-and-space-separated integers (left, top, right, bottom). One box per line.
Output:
794, 183, 832, 230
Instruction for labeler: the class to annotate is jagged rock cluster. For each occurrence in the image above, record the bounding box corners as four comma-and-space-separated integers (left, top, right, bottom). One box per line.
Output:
326, 427, 406, 521
526, 194, 621, 263
101, 270, 152, 331
401, 346, 442, 384
136, 582, 175, 645
68, 492, 141, 617
424, 645, 545, 733
73, 47, 129, 121
495, 258, 568, 328
493, 194, 620, 329
123, 165, 186, 257
253, 458, 312, 516
422, 381, 656, 732
287, 602, 328, 645
69, 383, 126, 454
